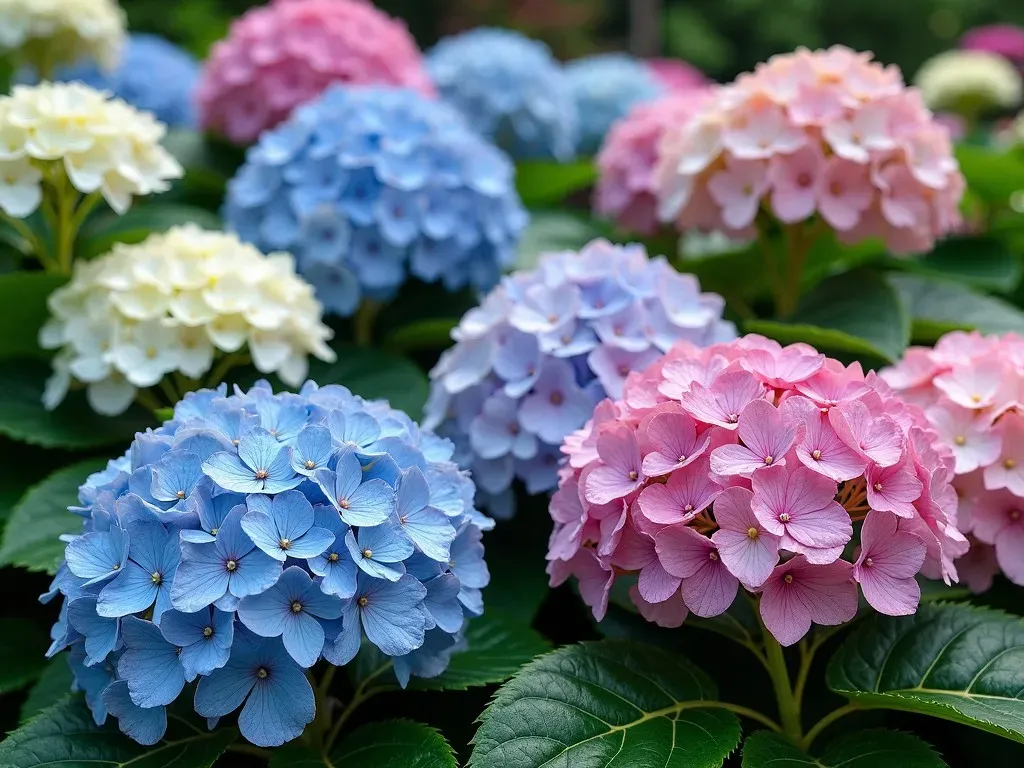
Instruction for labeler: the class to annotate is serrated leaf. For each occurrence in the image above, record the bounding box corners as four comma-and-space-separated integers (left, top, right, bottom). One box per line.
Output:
888, 273, 1024, 342
78, 204, 224, 259
411, 612, 550, 691
0, 619, 48, 695
0, 272, 67, 361
21, 658, 74, 723
468, 639, 741, 768
828, 602, 1024, 743
741, 729, 946, 767
515, 160, 596, 207
0, 458, 106, 574
0, 696, 237, 768
270, 720, 457, 768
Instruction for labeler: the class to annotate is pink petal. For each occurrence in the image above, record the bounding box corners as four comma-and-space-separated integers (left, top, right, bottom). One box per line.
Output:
865, 461, 923, 518
639, 560, 684, 603
641, 410, 711, 476
678, 370, 767, 429
631, 585, 688, 628
786, 499, 852, 551
760, 556, 857, 646
609, 520, 656, 570
680, 554, 739, 617
548, 549, 614, 621
655, 525, 716, 579
585, 464, 643, 505
636, 458, 720, 524
795, 409, 867, 482
779, 534, 846, 565
710, 486, 780, 587
995, 523, 1024, 585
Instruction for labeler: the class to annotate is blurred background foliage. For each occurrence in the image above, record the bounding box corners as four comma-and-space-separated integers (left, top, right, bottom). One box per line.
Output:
122, 0, 1024, 79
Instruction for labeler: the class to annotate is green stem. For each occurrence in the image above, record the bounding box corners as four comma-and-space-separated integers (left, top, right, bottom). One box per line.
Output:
56, 182, 76, 275
307, 669, 331, 752
135, 389, 164, 416
760, 613, 803, 742
801, 703, 862, 750
158, 377, 180, 407
793, 639, 813, 714
325, 663, 393, 751
204, 352, 248, 389
354, 300, 380, 347
68, 190, 103, 238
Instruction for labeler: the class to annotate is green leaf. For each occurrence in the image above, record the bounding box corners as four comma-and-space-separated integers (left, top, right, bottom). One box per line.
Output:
746, 269, 909, 362
384, 317, 457, 354
956, 144, 1024, 205
20, 659, 74, 723
515, 160, 596, 207
0, 272, 67, 361
888, 273, 1024, 342
0, 458, 106, 574
889, 237, 1022, 293
516, 211, 607, 271
0, 619, 49, 695
468, 639, 741, 767
741, 729, 946, 767
0, 359, 154, 449
828, 602, 1024, 744
270, 720, 457, 768
78, 204, 224, 258
411, 612, 550, 691
0, 696, 237, 768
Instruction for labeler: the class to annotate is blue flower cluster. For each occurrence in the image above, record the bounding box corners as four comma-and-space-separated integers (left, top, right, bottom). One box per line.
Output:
427, 28, 579, 161
44, 381, 491, 747
423, 239, 736, 517
223, 85, 528, 317
50, 34, 200, 128
564, 53, 665, 156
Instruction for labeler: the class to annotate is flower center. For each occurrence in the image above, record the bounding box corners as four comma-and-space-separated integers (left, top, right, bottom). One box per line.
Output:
150, 571, 162, 585
254, 469, 269, 480
279, 538, 292, 550
863, 557, 874, 567
763, 455, 774, 465
1005, 459, 1017, 470
796, 172, 812, 187
338, 497, 351, 509
362, 548, 373, 559
677, 454, 687, 463
971, 393, 982, 403
203, 627, 213, 638
708, 551, 719, 561
628, 471, 638, 481
783, 573, 794, 584
111, 563, 120, 571
358, 596, 368, 607
547, 313, 559, 324
811, 449, 822, 460
176, 490, 186, 499
305, 459, 316, 469
779, 513, 791, 523
210, 528, 218, 536
727, 413, 739, 423
291, 601, 303, 613
873, 483, 883, 492
329, 552, 340, 562
549, 391, 564, 406
1011, 510, 1022, 521
257, 667, 268, 679
684, 503, 694, 512
954, 435, 966, 446
226, 559, 238, 572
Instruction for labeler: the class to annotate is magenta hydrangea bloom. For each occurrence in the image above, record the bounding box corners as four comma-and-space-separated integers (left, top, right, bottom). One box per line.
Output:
883, 331, 1024, 589
196, 0, 433, 144
646, 58, 709, 93
962, 25, 1024, 71
549, 334, 965, 646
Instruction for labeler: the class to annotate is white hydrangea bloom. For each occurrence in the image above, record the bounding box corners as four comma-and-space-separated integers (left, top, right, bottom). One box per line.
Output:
0, 0, 126, 73
40, 225, 337, 415
0, 82, 182, 218
915, 50, 1023, 114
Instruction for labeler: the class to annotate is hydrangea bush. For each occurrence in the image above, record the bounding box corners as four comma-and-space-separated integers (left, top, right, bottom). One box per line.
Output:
44, 380, 490, 746
224, 85, 527, 317
0, 0, 125, 76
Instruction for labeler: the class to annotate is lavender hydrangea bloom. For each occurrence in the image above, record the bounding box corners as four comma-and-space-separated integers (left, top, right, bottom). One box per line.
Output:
427, 28, 579, 161
224, 85, 528, 317
424, 239, 736, 515
45, 380, 492, 747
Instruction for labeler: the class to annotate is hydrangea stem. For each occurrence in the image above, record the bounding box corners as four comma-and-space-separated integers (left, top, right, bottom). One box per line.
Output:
761, 622, 804, 743
354, 300, 381, 347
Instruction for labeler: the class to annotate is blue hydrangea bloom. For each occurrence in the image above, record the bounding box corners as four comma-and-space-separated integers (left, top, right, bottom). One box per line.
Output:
223, 85, 528, 317
427, 28, 579, 161
45, 380, 491, 747
423, 239, 737, 516
564, 53, 665, 156
48, 34, 200, 128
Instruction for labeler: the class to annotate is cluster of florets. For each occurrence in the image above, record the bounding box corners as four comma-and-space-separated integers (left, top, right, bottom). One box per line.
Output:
427, 28, 578, 161
565, 53, 666, 156
40, 226, 335, 415
0, 0, 125, 73
224, 85, 527, 317
424, 239, 735, 517
197, 0, 434, 145
883, 332, 1024, 592
655, 45, 965, 255
549, 335, 966, 646
914, 49, 1022, 116
962, 24, 1024, 74
0, 82, 182, 219
44, 381, 491, 747
595, 92, 711, 235
48, 34, 200, 128
646, 58, 709, 94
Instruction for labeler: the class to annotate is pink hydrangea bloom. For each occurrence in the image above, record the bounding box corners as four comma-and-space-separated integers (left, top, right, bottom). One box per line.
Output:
196, 0, 434, 144
962, 25, 1024, 70
646, 59, 709, 93
884, 331, 1024, 589
655, 46, 965, 254
548, 334, 964, 646
595, 93, 711, 235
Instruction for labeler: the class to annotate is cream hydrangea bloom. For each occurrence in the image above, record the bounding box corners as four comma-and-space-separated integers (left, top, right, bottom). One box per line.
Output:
0, 82, 182, 219
40, 225, 337, 415
915, 50, 1023, 114
0, 0, 126, 73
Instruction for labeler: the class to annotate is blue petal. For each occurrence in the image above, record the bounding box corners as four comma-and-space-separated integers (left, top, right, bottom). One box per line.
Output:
240, 510, 288, 562
358, 522, 414, 564
67, 597, 120, 666
288, 526, 334, 559
328, 411, 380, 448
202, 451, 266, 494
65, 528, 129, 586
400, 505, 455, 562
396, 467, 430, 518
237, 576, 291, 639
117, 616, 185, 708
102, 680, 167, 746
322, 602, 361, 666
422, 573, 464, 633
281, 610, 326, 668
346, 478, 396, 527
97, 562, 159, 618
194, 637, 259, 719
291, 425, 335, 475
230, 547, 282, 599
238, 642, 315, 747
68, 648, 113, 725
270, 490, 314, 543
357, 573, 428, 656
345, 529, 405, 582
170, 544, 230, 613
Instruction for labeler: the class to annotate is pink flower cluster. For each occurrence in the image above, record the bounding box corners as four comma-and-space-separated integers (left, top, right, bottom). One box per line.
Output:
548, 335, 966, 646
197, 0, 434, 144
595, 93, 711, 235
962, 25, 1024, 71
655, 46, 965, 254
883, 332, 1024, 592
646, 59, 709, 93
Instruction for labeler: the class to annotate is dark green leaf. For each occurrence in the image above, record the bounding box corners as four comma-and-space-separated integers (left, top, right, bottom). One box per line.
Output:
889, 237, 1022, 293
411, 612, 550, 691
468, 639, 741, 767
270, 720, 457, 768
741, 729, 946, 767
0, 696, 237, 768
0, 619, 49, 695
21, 659, 74, 723
480, 499, 551, 624
888, 273, 1024, 342
956, 145, 1024, 205
828, 602, 1024, 743
0, 438, 55, 527
384, 318, 458, 354
0, 458, 106, 574
742, 731, 822, 767
515, 160, 596, 207
0, 272, 67, 360
78, 204, 224, 258
516, 211, 607, 271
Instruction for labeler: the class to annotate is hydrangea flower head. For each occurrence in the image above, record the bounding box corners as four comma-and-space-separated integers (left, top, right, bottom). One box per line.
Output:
883, 332, 1024, 591
0, 0, 125, 74
40, 225, 335, 416
223, 85, 527, 317
962, 25, 1024, 71
565, 53, 665, 155
914, 50, 1023, 115
44, 380, 491, 746
424, 239, 735, 516
197, 0, 433, 145
595, 92, 711, 235
0, 82, 182, 219
646, 58, 709, 93
427, 27, 578, 161
656, 46, 966, 255
47, 34, 200, 128
549, 334, 964, 646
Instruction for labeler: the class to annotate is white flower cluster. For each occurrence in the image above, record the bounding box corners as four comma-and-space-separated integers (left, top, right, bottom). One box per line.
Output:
915, 50, 1023, 114
0, 0, 126, 72
0, 82, 182, 218
41, 225, 337, 415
